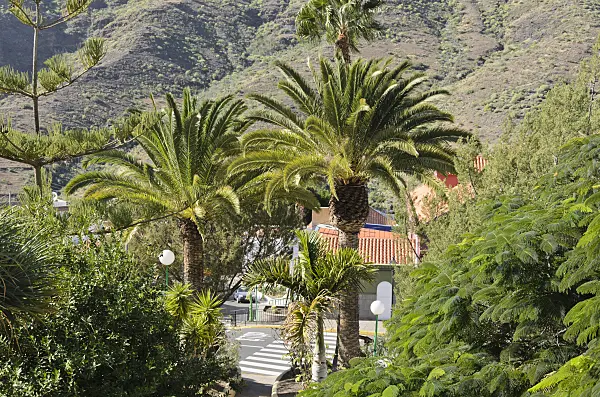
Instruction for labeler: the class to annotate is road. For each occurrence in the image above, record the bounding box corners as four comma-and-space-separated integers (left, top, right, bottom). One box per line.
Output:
227, 327, 337, 397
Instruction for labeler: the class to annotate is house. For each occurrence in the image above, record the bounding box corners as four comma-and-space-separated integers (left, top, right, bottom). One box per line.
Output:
305, 207, 419, 320
411, 155, 488, 221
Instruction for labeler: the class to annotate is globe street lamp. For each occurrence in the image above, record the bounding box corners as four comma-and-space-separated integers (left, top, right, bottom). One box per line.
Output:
159, 249, 175, 288
370, 300, 385, 357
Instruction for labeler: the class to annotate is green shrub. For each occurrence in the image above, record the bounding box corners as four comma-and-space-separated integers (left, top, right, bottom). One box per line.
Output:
0, 239, 240, 397
299, 134, 600, 397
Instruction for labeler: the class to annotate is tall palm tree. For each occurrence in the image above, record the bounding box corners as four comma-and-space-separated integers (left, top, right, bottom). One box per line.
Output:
65, 88, 249, 291
0, 208, 57, 336
229, 57, 470, 365
296, 0, 383, 63
243, 230, 374, 382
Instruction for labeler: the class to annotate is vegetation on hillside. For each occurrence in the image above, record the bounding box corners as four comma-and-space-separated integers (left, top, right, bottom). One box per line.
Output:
4, 0, 600, 396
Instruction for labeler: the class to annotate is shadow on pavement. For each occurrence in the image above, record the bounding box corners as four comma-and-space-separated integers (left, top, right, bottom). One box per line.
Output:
238, 378, 273, 397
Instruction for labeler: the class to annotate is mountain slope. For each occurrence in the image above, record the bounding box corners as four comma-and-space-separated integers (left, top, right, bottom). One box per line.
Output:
1, 0, 599, 193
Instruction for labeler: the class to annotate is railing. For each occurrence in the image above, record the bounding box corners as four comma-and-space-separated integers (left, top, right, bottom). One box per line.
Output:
224, 308, 287, 327
0, 193, 19, 207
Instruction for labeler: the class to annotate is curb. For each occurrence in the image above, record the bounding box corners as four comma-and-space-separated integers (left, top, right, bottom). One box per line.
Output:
271, 368, 291, 397
227, 324, 282, 330
227, 324, 385, 335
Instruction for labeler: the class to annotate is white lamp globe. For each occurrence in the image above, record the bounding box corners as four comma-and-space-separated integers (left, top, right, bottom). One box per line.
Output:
370, 300, 385, 316
159, 249, 175, 266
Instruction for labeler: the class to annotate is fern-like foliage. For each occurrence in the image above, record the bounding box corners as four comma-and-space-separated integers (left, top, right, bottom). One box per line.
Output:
299, 135, 600, 396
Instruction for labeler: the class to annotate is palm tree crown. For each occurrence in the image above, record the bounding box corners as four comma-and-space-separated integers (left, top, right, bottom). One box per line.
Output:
231, 57, 469, 212
0, 208, 57, 336
66, 88, 249, 290
296, 0, 384, 63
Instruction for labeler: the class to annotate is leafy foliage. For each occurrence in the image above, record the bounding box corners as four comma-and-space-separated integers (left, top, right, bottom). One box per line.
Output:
66, 88, 248, 233
244, 230, 375, 382
230, 56, 469, 209
165, 284, 226, 357
300, 134, 600, 396
296, 0, 383, 62
0, 208, 57, 335
66, 88, 249, 289
0, 234, 240, 397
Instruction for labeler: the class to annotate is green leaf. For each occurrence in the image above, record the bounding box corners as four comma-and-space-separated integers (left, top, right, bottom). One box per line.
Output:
427, 368, 445, 380
78, 38, 106, 69
381, 385, 400, 397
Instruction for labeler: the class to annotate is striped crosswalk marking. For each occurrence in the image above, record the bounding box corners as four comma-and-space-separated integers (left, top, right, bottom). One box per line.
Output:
240, 333, 338, 378
260, 348, 289, 354
254, 352, 289, 359
245, 356, 291, 365
240, 360, 290, 371
239, 367, 281, 376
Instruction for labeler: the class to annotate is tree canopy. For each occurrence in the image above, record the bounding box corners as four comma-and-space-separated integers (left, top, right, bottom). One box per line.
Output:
300, 133, 600, 397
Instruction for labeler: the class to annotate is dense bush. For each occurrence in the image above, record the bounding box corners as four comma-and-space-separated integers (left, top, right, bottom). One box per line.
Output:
0, 237, 240, 397
300, 134, 600, 396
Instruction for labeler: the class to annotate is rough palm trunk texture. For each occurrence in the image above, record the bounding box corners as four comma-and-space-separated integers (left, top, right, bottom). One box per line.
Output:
179, 218, 204, 291
331, 182, 369, 367
335, 31, 351, 64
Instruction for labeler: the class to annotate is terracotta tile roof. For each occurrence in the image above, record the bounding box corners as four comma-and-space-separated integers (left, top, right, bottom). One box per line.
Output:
309, 207, 395, 229
315, 226, 419, 265
412, 155, 488, 221
366, 208, 395, 226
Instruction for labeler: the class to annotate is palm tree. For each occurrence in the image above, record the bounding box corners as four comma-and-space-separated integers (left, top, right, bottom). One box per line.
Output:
0, 208, 57, 336
243, 230, 375, 382
165, 283, 225, 358
229, 57, 470, 365
296, 0, 383, 63
65, 88, 249, 291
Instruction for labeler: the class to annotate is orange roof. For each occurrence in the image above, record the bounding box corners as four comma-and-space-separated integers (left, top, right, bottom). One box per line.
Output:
309, 207, 395, 229
411, 155, 488, 222
366, 208, 395, 226
316, 226, 419, 265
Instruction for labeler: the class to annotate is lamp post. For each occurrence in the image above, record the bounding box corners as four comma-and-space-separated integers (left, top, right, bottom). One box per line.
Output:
370, 300, 385, 357
159, 249, 175, 288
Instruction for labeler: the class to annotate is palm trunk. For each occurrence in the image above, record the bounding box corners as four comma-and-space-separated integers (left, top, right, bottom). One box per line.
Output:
179, 218, 204, 291
311, 313, 327, 382
330, 182, 369, 367
335, 30, 351, 64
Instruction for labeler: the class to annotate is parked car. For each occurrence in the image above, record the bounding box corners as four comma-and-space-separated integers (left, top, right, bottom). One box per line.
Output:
233, 287, 262, 303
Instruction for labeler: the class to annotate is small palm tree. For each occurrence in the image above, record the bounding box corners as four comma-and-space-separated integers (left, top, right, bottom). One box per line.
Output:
65, 88, 249, 291
0, 208, 57, 336
230, 56, 469, 365
165, 283, 225, 358
243, 230, 375, 382
296, 0, 383, 63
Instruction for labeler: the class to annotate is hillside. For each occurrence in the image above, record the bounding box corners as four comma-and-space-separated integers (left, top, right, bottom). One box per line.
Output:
1, 0, 600, 193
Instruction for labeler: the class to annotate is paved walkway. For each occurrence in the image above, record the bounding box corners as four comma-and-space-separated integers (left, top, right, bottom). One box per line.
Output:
229, 328, 338, 397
